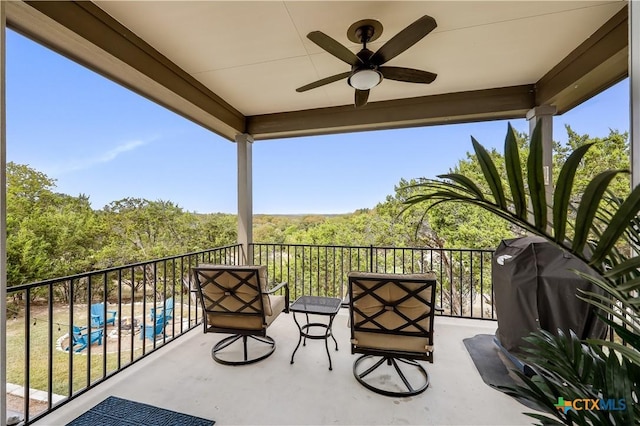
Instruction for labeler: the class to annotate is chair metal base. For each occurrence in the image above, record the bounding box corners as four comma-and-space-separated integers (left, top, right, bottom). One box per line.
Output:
353, 354, 430, 397
211, 334, 276, 366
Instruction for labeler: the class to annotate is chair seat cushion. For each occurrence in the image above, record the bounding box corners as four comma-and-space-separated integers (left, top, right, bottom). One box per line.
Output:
353, 331, 431, 354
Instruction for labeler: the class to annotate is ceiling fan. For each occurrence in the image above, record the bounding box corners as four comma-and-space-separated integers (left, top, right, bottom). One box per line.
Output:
296, 15, 438, 108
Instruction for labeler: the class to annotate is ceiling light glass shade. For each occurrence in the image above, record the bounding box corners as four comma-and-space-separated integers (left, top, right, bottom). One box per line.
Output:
348, 69, 382, 90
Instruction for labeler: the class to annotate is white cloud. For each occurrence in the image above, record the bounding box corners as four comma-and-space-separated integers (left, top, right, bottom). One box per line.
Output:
51, 139, 149, 175
98, 140, 146, 163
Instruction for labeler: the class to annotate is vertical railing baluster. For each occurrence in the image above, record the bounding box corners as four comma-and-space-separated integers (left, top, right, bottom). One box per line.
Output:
86, 275, 92, 386
301, 246, 306, 298
129, 267, 135, 364
332, 246, 336, 298
117, 269, 122, 370
68, 281, 74, 396
340, 247, 345, 300
459, 252, 463, 316
286, 245, 291, 302
24, 288, 31, 423
47, 284, 53, 411
102, 272, 108, 377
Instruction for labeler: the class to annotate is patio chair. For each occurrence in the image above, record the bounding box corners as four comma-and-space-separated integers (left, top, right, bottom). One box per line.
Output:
140, 311, 169, 341
90, 302, 117, 328
191, 264, 289, 365
348, 271, 437, 397
150, 297, 174, 322
67, 325, 103, 353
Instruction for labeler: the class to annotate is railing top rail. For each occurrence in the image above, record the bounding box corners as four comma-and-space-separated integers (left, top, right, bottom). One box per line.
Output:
250, 242, 495, 253
9, 243, 495, 293
8, 244, 242, 292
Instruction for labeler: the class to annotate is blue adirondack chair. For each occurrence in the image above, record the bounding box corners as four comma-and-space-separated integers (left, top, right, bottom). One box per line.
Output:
150, 297, 174, 322
90, 303, 117, 328
140, 312, 168, 341
67, 326, 103, 352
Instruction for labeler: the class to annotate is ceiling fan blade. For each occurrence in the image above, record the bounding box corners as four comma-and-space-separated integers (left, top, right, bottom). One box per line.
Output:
379, 66, 437, 84
355, 89, 369, 107
307, 31, 362, 66
296, 72, 351, 92
370, 15, 437, 66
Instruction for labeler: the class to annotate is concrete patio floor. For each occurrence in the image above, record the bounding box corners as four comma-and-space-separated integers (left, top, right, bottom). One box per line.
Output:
34, 311, 538, 425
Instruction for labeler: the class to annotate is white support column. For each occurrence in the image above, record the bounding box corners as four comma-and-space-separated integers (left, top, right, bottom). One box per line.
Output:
236, 133, 253, 264
631, 1, 640, 189
0, 2, 7, 425
527, 105, 556, 229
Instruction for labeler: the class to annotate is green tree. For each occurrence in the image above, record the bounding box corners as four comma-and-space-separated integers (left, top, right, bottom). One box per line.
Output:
7, 163, 105, 290
192, 213, 237, 250
97, 198, 191, 266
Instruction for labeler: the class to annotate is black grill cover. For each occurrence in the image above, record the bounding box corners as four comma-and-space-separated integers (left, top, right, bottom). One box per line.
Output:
493, 236, 608, 354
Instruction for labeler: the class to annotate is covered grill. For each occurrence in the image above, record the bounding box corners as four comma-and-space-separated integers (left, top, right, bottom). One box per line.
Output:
492, 236, 608, 355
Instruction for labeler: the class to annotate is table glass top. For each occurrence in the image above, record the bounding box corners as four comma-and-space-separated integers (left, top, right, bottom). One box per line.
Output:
290, 296, 342, 315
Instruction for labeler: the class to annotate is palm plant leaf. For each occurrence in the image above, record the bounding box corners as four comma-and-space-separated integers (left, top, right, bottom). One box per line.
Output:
504, 123, 527, 217
527, 120, 547, 229
437, 173, 486, 199
406, 187, 549, 240
591, 183, 640, 265
552, 143, 594, 244
580, 296, 640, 345
596, 344, 639, 424
602, 251, 640, 292
595, 317, 640, 353
402, 124, 638, 423
603, 254, 640, 280
471, 137, 507, 208
506, 329, 638, 424
504, 329, 625, 425
597, 192, 640, 241
615, 277, 640, 292
572, 170, 626, 257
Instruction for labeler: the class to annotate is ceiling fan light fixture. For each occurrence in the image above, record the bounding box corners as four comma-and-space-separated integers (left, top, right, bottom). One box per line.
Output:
348, 69, 382, 90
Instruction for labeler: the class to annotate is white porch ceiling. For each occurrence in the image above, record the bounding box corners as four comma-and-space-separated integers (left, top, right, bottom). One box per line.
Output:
95, 1, 624, 115
7, 1, 629, 140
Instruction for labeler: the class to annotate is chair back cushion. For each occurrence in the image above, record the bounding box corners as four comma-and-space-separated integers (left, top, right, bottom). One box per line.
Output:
348, 271, 437, 355
192, 265, 272, 331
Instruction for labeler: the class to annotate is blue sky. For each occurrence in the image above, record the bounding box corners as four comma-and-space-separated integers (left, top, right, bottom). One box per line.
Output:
7, 30, 630, 215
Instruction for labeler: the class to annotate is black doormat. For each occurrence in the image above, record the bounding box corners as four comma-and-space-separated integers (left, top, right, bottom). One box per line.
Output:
66, 396, 215, 426
463, 334, 542, 411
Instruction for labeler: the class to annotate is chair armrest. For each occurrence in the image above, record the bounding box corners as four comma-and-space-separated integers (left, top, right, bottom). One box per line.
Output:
265, 281, 287, 293
151, 302, 171, 313
266, 281, 289, 313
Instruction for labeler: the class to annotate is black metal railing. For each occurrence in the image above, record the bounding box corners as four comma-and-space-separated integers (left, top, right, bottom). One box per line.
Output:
6, 244, 242, 424
6, 242, 495, 424
251, 243, 496, 320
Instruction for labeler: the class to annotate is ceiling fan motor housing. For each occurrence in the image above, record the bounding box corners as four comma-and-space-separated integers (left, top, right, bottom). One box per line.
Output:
355, 25, 376, 44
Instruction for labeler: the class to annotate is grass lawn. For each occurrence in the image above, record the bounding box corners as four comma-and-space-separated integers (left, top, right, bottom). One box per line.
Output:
6, 299, 199, 398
